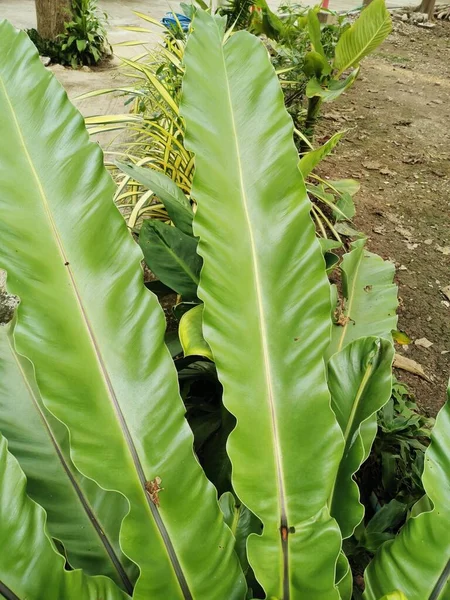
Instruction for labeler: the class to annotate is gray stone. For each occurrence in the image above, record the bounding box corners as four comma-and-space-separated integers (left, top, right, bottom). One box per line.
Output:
39, 55, 51, 66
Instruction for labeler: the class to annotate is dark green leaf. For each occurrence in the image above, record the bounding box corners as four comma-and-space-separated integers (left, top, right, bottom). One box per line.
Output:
139, 220, 201, 299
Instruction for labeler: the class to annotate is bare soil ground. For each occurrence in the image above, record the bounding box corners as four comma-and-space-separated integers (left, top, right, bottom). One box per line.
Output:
318, 19, 450, 416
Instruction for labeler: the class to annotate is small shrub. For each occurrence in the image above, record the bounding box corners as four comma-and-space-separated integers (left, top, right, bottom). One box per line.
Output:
27, 0, 110, 68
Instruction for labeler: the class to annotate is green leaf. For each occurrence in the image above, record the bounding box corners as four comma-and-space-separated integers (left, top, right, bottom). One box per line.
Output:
327, 238, 398, 358
0, 319, 135, 590
0, 22, 244, 600
327, 179, 360, 197
360, 500, 407, 553
325, 252, 340, 275
378, 593, 408, 600
219, 492, 262, 579
139, 219, 201, 300
334, 192, 355, 221
182, 10, 343, 598
117, 162, 194, 236
364, 387, 450, 600
299, 131, 344, 178
334, 0, 392, 76
306, 68, 359, 102
391, 330, 411, 345
304, 51, 331, 79
76, 39, 87, 52
328, 337, 394, 539
0, 432, 129, 600
307, 8, 327, 59
336, 552, 353, 600
144, 279, 176, 298
179, 304, 213, 360
318, 238, 343, 254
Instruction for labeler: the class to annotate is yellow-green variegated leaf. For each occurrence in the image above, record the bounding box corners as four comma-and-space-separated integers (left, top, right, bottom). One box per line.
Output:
181, 10, 344, 598
328, 337, 394, 539
334, 0, 392, 77
364, 387, 450, 600
0, 21, 244, 600
179, 304, 213, 360
0, 319, 135, 591
378, 593, 409, 600
327, 239, 398, 359
0, 432, 128, 600
116, 162, 194, 236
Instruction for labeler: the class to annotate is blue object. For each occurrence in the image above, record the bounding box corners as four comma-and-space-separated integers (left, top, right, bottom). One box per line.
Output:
161, 12, 191, 32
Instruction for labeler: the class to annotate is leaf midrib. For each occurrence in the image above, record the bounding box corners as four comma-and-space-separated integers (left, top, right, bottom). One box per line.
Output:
218, 27, 290, 597
337, 246, 364, 352
0, 70, 191, 599
0, 580, 20, 600
328, 353, 375, 512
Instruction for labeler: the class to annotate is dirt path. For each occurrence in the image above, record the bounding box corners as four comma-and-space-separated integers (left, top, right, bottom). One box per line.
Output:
318, 19, 450, 415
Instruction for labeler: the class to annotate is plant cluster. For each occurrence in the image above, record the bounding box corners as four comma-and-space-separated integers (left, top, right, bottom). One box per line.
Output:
27, 0, 110, 68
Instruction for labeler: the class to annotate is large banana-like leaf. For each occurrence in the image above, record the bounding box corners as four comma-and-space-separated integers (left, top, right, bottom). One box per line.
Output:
0, 21, 244, 600
334, 0, 392, 77
0, 432, 128, 600
327, 238, 398, 359
0, 318, 135, 591
364, 387, 450, 600
328, 337, 394, 539
181, 11, 344, 598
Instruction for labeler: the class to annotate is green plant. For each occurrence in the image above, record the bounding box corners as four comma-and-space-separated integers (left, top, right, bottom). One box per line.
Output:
366, 381, 434, 506
59, 0, 110, 67
83, 11, 192, 225
299, 0, 392, 151
218, 0, 255, 29
26, 0, 110, 67
268, 3, 349, 131
0, 15, 449, 600
25, 27, 62, 61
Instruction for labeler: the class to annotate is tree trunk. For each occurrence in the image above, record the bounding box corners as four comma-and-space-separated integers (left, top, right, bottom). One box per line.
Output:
35, 0, 72, 40
415, 0, 436, 19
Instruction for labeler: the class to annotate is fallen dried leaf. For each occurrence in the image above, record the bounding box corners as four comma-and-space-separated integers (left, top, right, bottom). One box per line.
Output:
414, 337, 433, 349
442, 285, 450, 301
396, 226, 414, 240
436, 245, 450, 255
407, 243, 418, 250
380, 167, 396, 176
324, 112, 343, 121
394, 353, 432, 382
362, 161, 382, 170
373, 226, 386, 235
